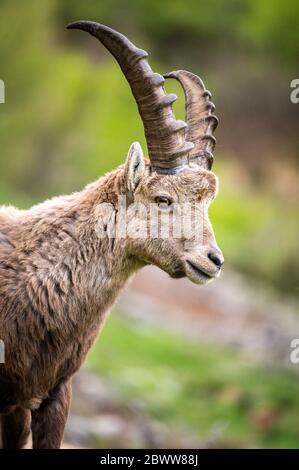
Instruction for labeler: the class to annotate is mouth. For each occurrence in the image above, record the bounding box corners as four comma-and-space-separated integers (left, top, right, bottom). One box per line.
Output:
187, 260, 213, 278
165, 259, 220, 284
185, 259, 219, 284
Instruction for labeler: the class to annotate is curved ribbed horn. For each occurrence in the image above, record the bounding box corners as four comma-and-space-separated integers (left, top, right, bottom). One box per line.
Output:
164, 70, 218, 170
67, 21, 194, 173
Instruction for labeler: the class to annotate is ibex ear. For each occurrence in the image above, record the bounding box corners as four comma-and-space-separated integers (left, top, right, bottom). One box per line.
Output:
125, 142, 146, 194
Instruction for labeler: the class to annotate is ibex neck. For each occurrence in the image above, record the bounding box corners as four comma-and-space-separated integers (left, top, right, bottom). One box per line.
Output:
17, 167, 137, 325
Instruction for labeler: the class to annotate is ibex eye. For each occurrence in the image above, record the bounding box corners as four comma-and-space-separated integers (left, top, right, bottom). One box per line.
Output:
155, 196, 173, 209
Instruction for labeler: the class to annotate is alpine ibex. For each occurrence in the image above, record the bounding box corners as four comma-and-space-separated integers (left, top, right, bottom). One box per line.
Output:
0, 21, 224, 448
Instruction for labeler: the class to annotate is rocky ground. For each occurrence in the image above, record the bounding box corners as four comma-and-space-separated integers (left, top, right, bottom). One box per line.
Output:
64, 267, 299, 448
66, 370, 219, 449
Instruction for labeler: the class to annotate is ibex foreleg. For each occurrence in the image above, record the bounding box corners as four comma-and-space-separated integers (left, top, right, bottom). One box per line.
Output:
31, 380, 72, 449
1, 407, 31, 449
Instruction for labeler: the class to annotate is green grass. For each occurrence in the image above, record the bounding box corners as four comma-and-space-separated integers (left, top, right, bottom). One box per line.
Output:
87, 311, 299, 448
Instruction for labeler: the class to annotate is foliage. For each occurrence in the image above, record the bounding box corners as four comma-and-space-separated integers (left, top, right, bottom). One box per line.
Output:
88, 312, 299, 448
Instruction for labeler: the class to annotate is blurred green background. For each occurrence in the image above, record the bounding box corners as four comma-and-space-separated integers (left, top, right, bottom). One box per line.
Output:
0, 0, 299, 448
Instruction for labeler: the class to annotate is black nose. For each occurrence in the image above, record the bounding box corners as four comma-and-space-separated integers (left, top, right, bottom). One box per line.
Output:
208, 250, 224, 268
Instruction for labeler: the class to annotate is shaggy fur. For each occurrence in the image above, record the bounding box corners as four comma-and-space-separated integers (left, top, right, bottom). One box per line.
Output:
0, 143, 223, 448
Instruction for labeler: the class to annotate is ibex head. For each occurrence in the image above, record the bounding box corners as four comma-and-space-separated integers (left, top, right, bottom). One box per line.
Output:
67, 21, 224, 285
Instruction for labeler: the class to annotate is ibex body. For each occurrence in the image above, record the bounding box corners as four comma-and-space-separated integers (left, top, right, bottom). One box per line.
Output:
0, 22, 223, 448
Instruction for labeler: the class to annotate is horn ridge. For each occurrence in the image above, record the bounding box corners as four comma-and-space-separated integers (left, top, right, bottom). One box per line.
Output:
164, 69, 218, 170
